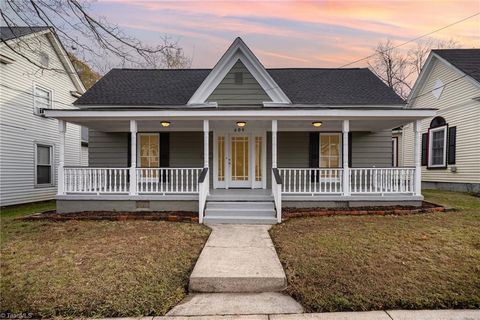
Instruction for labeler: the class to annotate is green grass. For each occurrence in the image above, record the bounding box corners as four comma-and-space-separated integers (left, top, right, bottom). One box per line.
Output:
270, 190, 480, 312
1, 200, 56, 219
1, 212, 210, 317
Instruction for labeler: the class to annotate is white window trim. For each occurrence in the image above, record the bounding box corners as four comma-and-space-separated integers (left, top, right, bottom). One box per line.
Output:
428, 125, 447, 168
33, 83, 53, 116
392, 137, 398, 167
319, 132, 343, 169
34, 143, 54, 187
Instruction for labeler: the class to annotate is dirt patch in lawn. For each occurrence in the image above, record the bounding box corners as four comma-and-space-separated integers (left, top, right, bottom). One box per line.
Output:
20, 210, 198, 223
283, 201, 444, 219
270, 191, 480, 312
0, 219, 210, 318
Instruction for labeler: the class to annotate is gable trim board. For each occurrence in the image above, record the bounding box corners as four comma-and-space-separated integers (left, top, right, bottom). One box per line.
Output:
188, 38, 291, 105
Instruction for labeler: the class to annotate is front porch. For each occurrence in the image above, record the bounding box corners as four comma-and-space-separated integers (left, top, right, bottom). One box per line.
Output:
47, 108, 433, 223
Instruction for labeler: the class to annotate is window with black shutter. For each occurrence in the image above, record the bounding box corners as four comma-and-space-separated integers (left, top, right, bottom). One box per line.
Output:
421, 133, 428, 166
427, 116, 448, 169
448, 126, 456, 165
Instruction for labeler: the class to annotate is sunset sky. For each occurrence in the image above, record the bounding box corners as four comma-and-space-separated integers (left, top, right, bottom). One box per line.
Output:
93, 0, 479, 68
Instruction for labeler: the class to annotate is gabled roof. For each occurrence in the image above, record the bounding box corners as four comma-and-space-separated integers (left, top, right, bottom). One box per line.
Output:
0, 26, 51, 41
74, 37, 404, 107
188, 37, 291, 104
408, 49, 480, 103
74, 67, 405, 106
432, 49, 480, 83
0, 26, 85, 93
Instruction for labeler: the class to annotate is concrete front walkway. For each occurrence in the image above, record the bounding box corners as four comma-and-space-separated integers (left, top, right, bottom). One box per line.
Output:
167, 224, 303, 316
188, 224, 288, 293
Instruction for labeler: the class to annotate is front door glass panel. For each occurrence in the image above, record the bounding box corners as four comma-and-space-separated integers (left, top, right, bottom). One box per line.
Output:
231, 136, 249, 181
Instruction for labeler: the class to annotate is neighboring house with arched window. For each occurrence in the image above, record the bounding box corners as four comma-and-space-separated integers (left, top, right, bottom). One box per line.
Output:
403, 49, 480, 193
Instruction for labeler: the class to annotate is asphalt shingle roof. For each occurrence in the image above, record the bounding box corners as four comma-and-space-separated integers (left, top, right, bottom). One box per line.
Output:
75, 67, 405, 106
433, 49, 480, 84
0, 26, 50, 41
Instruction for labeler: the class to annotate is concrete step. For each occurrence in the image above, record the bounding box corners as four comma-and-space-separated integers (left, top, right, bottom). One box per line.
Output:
205, 208, 276, 218
203, 215, 278, 224
166, 292, 303, 316
204, 200, 277, 224
207, 194, 274, 202
207, 201, 275, 210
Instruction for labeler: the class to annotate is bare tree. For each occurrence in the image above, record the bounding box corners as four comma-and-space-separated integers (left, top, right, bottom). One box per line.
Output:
0, 0, 191, 74
407, 38, 459, 76
368, 38, 459, 99
368, 40, 413, 99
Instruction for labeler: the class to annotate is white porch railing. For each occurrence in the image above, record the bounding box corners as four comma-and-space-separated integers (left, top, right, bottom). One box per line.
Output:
136, 168, 202, 194
279, 168, 344, 194
279, 167, 416, 195
350, 168, 415, 194
64, 167, 129, 193
63, 167, 203, 194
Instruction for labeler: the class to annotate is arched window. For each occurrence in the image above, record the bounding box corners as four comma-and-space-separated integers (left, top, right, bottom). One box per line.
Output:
430, 116, 446, 128
428, 116, 448, 168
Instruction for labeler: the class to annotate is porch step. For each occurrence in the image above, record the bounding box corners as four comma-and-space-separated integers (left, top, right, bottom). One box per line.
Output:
207, 201, 275, 210
204, 201, 277, 224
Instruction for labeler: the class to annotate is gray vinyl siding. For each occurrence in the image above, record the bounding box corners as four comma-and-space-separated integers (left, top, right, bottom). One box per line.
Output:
88, 131, 205, 168
278, 132, 310, 167
88, 130, 392, 188
88, 130, 129, 167
170, 132, 203, 167
351, 130, 392, 167
207, 60, 271, 106
274, 131, 391, 169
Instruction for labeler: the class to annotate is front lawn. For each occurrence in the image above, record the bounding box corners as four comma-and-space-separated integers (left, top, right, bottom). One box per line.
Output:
270, 190, 480, 312
1, 206, 210, 317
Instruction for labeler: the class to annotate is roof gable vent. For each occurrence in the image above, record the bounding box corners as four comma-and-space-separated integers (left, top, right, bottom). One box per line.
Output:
432, 79, 444, 99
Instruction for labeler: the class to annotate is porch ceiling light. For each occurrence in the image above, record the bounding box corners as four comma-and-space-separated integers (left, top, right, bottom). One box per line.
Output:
312, 121, 322, 128
236, 121, 247, 127
161, 121, 171, 127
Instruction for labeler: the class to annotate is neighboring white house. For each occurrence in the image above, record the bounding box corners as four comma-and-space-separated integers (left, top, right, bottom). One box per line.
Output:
0, 27, 86, 206
403, 49, 480, 193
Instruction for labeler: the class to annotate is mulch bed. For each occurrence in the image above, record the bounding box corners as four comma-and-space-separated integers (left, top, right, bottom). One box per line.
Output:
19, 210, 198, 223
19, 201, 446, 223
283, 201, 445, 220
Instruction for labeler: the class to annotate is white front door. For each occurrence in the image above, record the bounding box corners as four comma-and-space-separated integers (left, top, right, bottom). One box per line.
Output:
213, 130, 266, 189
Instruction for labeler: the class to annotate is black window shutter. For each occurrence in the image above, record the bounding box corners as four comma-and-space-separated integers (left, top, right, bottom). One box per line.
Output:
348, 132, 353, 168
421, 133, 428, 166
309, 132, 319, 168
160, 133, 170, 167
448, 126, 456, 165
127, 133, 132, 167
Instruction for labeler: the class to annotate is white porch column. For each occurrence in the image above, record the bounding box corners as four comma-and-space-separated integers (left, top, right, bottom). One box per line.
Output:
413, 120, 422, 196
342, 120, 350, 196
272, 120, 277, 168
203, 120, 209, 168
129, 120, 137, 195
57, 120, 66, 195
